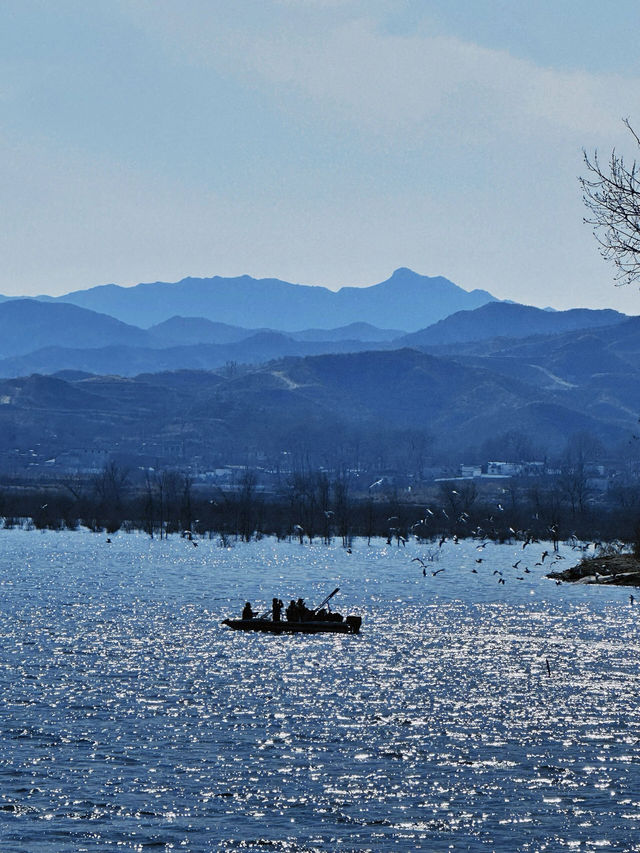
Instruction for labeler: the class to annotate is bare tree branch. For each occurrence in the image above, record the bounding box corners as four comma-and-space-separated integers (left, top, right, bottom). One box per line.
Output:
580, 119, 640, 286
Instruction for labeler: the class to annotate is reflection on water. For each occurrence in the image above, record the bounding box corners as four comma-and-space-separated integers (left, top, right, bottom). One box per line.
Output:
1, 529, 639, 851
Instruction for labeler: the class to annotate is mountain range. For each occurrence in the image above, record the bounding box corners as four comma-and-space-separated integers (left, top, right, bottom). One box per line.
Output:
0, 335, 636, 471
30, 268, 497, 331
0, 292, 628, 378
0, 267, 637, 468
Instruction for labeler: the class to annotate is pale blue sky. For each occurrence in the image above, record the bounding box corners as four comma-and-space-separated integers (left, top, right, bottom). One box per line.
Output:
2, 1, 640, 312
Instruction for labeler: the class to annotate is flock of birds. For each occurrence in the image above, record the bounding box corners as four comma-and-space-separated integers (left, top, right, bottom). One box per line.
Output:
410, 527, 638, 607
403, 500, 576, 586
411, 538, 567, 585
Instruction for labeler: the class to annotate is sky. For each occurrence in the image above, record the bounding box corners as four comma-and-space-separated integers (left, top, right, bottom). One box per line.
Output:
2, 0, 640, 312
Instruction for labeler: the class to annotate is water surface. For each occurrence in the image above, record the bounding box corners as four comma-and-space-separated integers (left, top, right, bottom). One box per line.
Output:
1, 530, 639, 851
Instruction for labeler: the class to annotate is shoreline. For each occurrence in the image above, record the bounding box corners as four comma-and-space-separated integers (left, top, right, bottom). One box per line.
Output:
548, 553, 640, 586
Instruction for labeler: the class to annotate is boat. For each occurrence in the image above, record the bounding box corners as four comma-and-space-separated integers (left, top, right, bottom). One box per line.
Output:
221, 587, 362, 635
221, 615, 362, 634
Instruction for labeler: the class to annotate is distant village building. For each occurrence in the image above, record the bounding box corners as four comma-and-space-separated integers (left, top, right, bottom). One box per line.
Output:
460, 465, 482, 478
456, 461, 547, 480
487, 461, 521, 476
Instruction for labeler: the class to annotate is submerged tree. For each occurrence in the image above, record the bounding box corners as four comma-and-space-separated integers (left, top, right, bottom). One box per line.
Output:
581, 119, 640, 285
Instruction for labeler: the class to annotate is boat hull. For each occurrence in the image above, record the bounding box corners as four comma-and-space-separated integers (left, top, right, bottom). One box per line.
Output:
222, 616, 361, 634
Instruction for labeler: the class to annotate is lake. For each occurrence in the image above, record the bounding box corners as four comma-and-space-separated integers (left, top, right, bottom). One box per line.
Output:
1, 529, 639, 851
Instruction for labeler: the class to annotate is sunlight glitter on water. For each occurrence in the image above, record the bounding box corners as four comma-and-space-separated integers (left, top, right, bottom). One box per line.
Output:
1, 529, 639, 851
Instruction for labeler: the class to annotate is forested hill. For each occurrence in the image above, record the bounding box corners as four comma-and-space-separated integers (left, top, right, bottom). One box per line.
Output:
0, 346, 635, 471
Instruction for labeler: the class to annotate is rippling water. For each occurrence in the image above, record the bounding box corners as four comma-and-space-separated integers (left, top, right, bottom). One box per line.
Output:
1, 529, 639, 851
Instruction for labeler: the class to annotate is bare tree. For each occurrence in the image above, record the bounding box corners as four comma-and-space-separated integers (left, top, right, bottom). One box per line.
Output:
581, 119, 640, 285
332, 473, 351, 547
238, 468, 258, 542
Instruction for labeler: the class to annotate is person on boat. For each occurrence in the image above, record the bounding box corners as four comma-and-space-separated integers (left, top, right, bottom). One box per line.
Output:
242, 601, 255, 620
296, 598, 310, 621
286, 599, 298, 621
272, 597, 283, 622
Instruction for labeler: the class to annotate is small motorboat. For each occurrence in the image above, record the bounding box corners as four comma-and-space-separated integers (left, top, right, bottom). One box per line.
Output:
222, 587, 362, 635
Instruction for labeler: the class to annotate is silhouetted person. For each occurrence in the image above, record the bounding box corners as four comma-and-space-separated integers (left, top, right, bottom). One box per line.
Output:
286, 600, 298, 621
242, 601, 255, 620
272, 597, 283, 622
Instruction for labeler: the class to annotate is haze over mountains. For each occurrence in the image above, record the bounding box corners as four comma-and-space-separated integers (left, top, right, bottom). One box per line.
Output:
0, 267, 637, 468
0, 269, 628, 377
31, 268, 497, 331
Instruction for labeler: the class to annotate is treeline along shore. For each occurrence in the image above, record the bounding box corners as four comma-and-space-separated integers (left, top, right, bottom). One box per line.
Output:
2, 463, 640, 550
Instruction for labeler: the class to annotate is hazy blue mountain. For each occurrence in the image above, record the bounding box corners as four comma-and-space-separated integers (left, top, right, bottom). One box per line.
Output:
146, 316, 403, 346
146, 316, 261, 346
401, 302, 627, 348
2, 291, 636, 385
0, 299, 148, 358
40, 268, 497, 331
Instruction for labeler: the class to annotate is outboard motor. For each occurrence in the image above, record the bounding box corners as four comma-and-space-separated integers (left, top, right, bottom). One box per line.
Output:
345, 615, 362, 634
